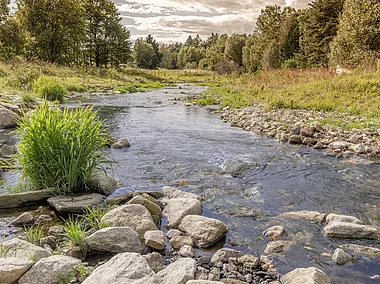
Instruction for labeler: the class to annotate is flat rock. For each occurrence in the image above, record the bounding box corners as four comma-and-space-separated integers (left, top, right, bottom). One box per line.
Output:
144, 230, 165, 250
106, 191, 133, 206
325, 213, 364, 225
157, 258, 197, 284
282, 267, 331, 284
340, 244, 380, 258
0, 189, 54, 209
111, 138, 131, 149
170, 235, 193, 250
263, 226, 284, 240
0, 257, 34, 284
1, 238, 51, 261
187, 281, 223, 284
101, 204, 158, 237
163, 186, 200, 200
18, 255, 81, 284
47, 193, 106, 213
128, 196, 162, 224
82, 252, 160, 284
133, 190, 164, 199
264, 240, 294, 254
85, 227, 146, 254
144, 252, 164, 273
166, 229, 183, 239
210, 248, 244, 263
87, 170, 118, 195
164, 198, 202, 229
279, 211, 327, 222
179, 215, 228, 247
0, 106, 18, 128
10, 212, 35, 227
332, 248, 353, 265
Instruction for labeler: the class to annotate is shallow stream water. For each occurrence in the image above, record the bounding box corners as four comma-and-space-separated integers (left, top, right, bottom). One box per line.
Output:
2, 84, 380, 283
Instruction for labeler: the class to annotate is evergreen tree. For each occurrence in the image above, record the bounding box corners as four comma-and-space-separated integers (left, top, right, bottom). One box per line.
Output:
145, 35, 162, 68
225, 33, 246, 66
134, 39, 156, 69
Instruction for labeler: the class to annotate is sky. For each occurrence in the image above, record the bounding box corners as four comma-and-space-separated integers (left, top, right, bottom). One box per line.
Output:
114, 0, 313, 43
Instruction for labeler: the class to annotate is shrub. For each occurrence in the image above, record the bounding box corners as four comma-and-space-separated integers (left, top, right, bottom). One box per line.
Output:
32, 75, 67, 102
62, 215, 88, 246
16, 103, 109, 194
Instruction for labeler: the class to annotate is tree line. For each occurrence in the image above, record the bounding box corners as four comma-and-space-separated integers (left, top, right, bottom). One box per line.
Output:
0, 0, 379, 71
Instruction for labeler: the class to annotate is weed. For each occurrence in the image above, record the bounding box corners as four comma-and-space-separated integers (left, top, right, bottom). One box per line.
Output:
62, 215, 88, 246
22, 223, 44, 245
21, 93, 36, 103
82, 206, 110, 230
32, 75, 67, 102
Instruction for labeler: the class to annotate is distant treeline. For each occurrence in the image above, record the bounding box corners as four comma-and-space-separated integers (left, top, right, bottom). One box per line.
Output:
0, 0, 379, 72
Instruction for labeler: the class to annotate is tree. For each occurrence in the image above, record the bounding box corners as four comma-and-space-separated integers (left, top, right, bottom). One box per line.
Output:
0, 16, 26, 61
329, 0, 380, 67
225, 34, 246, 66
17, 0, 86, 64
134, 39, 156, 69
205, 34, 228, 70
145, 35, 162, 68
0, 0, 9, 23
177, 45, 205, 69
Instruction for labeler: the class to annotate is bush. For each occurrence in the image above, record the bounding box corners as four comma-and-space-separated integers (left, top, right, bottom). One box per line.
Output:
33, 75, 67, 102
16, 103, 109, 194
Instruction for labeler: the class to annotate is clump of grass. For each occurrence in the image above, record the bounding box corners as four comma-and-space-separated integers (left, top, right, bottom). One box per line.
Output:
116, 85, 138, 93
16, 102, 109, 194
21, 93, 36, 103
22, 223, 44, 245
62, 215, 88, 246
82, 206, 110, 230
194, 96, 218, 106
32, 75, 67, 102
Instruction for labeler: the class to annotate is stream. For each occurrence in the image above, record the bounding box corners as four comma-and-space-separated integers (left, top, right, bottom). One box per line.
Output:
2, 84, 380, 283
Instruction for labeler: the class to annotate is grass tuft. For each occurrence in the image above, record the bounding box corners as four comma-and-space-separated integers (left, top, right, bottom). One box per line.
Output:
32, 75, 68, 102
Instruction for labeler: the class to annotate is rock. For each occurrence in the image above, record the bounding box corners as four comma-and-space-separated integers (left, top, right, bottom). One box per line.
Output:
82, 252, 160, 284
179, 245, 195, 258
1, 238, 51, 261
101, 204, 158, 237
164, 198, 202, 229
48, 226, 64, 237
40, 236, 57, 250
144, 252, 164, 273
85, 227, 146, 253
210, 248, 244, 263
133, 192, 162, 207
289, 135, 302, 144
300, 126, 314, 138
144, 230, 165, 250
282, 267, 331, 284
179, 215, 228, 247
291, 125, 301, 135
264, 240, 294, 254
0, 189, 54, 209
220, 280, 246, 284
263, 226, 284, 240
88, 170, 118, 195
170, 236, 194, 250
0, 106, 18, 128
38, 214, 53, 222
325, 213, 364, 225
47, 193, 106, 213
163, 186, 201, 200
157, 258, 197, 284
133, 190, 164, 199
0, 144, 17, 156
332, 248, 353, 265
10, 212, 35, 227
237, 254, 259, 268
18, 255, 81, 284
128, 196, 162, 224
166, 229, 183, 239
329, 141, 352, 150
106, 191, 133, 206
340, 244, 380, 258
187, 281, 223, 284
111, 138, 131, 149
0, 258, 34, 284
279, 210, 327, 222
336, 65, 351, 75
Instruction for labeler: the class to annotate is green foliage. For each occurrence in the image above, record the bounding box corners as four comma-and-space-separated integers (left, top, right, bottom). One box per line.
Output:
82, 206, 110, 230
22, 223, 44, 245
33, 76, 67, 102
225, 34, 246, 66
62, 215, 88, 246
21, 93, 36, 103
134, 40, 157, 69
16, 103, 109, 194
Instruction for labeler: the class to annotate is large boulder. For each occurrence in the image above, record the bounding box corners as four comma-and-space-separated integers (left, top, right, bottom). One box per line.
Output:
0, 106, 18, 129
279, 211, 327, 222
82, 252, 160, 284
340, 244, 380, 258
0, 257, 34, 284
157, 258, 197, 284
178, 215, 228, 247
18, 255, 81, 284
163, 186, 200, 200
0, 189, 53, 209
88, 170, 118, 195
101, 204, 157, 237
1, 238, 51, 261
127, 196, 162, 224
282, 267, 331, 284
164, 198, 202, 229
210, 248, 244, 264
85, 227, 146, 254
47, 193, 106, 213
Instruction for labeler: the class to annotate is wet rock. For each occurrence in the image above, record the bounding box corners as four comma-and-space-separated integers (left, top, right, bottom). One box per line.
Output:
332, 248, 353, 265
279, 210, 327, 222
340, 244, 380, 258
1, 238, 51, 261
111, 138, 131, 149
38, 214, 53, 222
170, 236, 194, 250
179, 215, 228, 247
164, 198, 202, 229
289, 135, 302, 144
144, 252, 164, 273
237, 254, 259, 268
83, 252, 159, 284
264, 240, 294, 254
0, 106, 18, 128
47, 193, 106, 213
325, 213, 363, 225
179, 245, 195, 258
144, 230, 165, 250
10, 212, 35, 227
166, 229, 183, 239
88, 170, 118, 195
300, 126, 314, 138
302, 137, 318, 146
163, 186, 201, 200
133, 190, 164, 199
282, 267, 331, 284
263, 226, 284, 240
106, 191, 133, 206
210, 248, 244, 263
157, 258, 197, 284
85, 227, 146, 254
0, 189, 54, 209
128, 196, 162, 224
0, 258, 34, 284
18, 255, 81, 284
101, 204, 157, 238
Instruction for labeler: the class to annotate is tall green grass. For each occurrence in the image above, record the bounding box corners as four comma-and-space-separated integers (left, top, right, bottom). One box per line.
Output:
16, 103, 109, 194
32, 75, 68, 102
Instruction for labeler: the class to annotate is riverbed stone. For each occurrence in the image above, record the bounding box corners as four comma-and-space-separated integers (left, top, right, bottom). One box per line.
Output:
144, 230, 165, 250
0, 257, 34, 284
0, 144, 17, 156
47, 193, 106, 213
133, 190, 164, 199
144, 252, 164, 273
166, 229, 183, 239
264, 240, 294, 254
329, 141, 353, 150
163, 186, 201, 200
85, 227, 146, 253
18, 255, 81, 284
157, 257, 197, 284
340, 244, 380, 258
0, 189, 54, 209
0, 106, 18, 128
187, 281, 223, 284
1, 238, 51, 261
279, 210, 327, 222
111, 138, 131, 149
332, 248, 353, 265
101, 204, 158, 237
164, 198, 202, 229
106, 191, 133, 206
170, 235, 194, 250
289, 135, 302, 144
82, 252, 159, 284
210, 248, 244, 264
263, 226, 285, 240
88, 170, 118, 195
282, 267, 331, 284
179, 215, 228, 247
128, 196, 162, 224
10, 212, 35, 227
300, 126, 314, 138
179, 245, 196, 258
